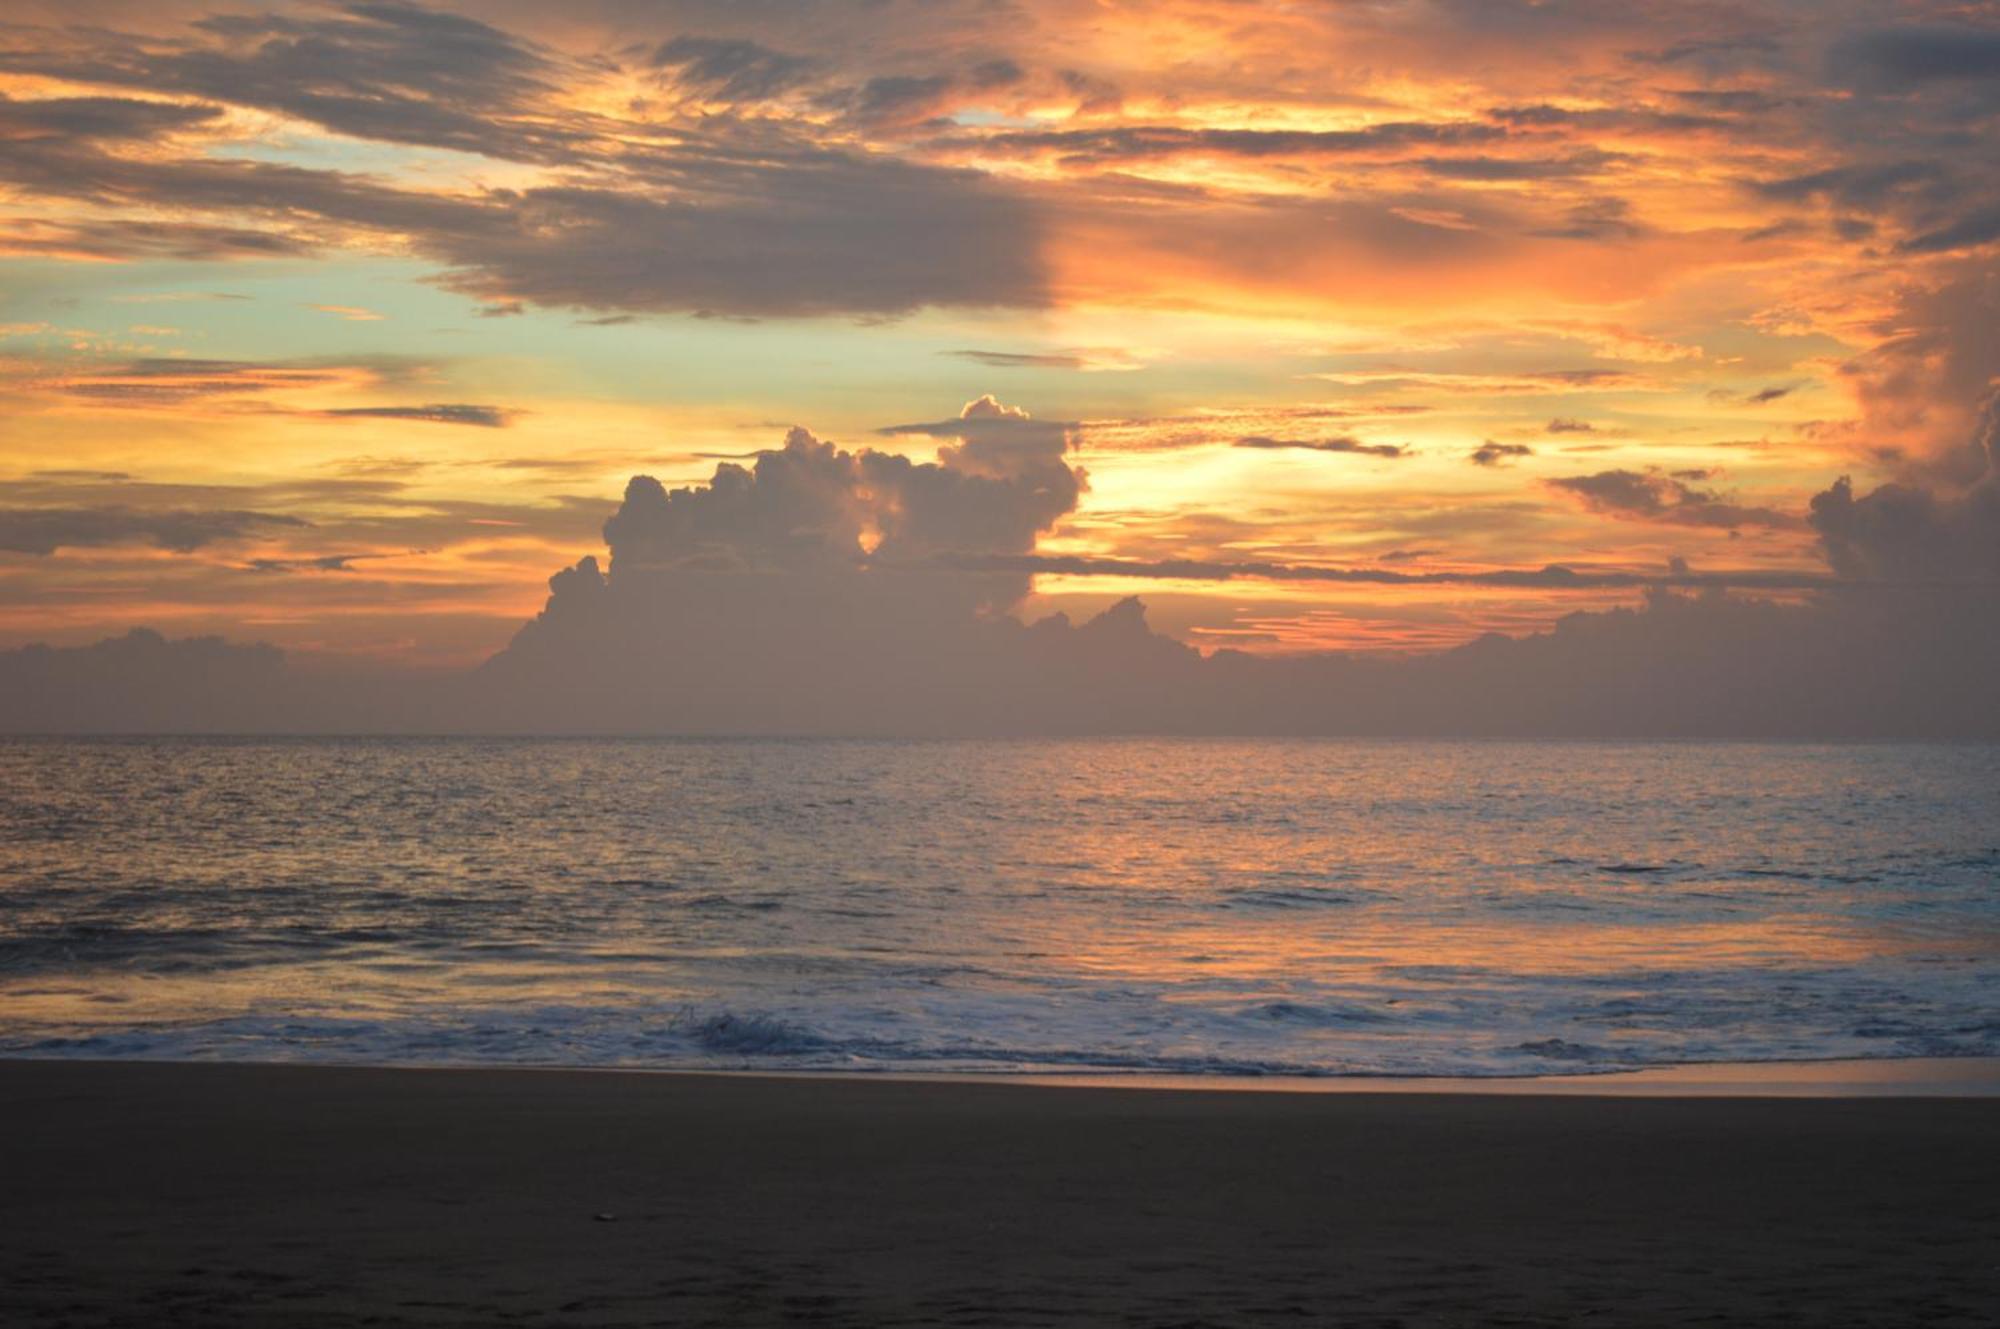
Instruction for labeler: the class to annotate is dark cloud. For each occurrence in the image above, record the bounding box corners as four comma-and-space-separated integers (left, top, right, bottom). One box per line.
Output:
1547, 469, 1798, 529
1625, 33, 1783, 69
15, 581, 1995, 739
0, 217, 315, 261
1416, 152, 1622, 181
1668, 88, 1793, 113
1234, 436, 1409, 459
0, 630, 296, 734
0, 92, 221, 141
1715, 384, 1795, 405
1470, 441, 1533, 466
1753, 160, 1950, 210
246, 554, 376, 573
1827, 25, 2000, 90
0, 124, 1049, 317
1808, 394, 2000, 581
930, 551, 1830, 592
0, 2, 577, 164
835, 57, 1027, 130
432, 166, 1047, 318
1899, 206, 2000, 255
849, 74, 956, 124
1546, 418, 1593, 433
970, 121, 1507, 165
1529, 197, 1644, 241
1485, 103, 1729, 135
1809, 475, 2000, 581
320, 404, 512, 427
0, 507, 307, 555
0, 18, 1049, 320
650, 36, 815, 101
969, 58, 1025, 89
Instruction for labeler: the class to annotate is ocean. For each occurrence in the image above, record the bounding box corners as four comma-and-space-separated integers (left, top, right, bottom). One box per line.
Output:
2, 737, 1996, 1078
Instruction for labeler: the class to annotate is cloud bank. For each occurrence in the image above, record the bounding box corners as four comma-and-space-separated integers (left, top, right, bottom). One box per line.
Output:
5, 397, 1996, 739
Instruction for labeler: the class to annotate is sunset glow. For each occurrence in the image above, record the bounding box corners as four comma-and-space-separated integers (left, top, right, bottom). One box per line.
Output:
2, 1, 1996, 670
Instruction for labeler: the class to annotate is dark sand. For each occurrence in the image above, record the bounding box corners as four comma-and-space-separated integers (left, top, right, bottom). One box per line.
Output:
3, 1061, 1996, 1327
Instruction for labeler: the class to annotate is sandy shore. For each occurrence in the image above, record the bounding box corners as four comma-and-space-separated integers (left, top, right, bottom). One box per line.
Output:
4, 1061, 1996, 1326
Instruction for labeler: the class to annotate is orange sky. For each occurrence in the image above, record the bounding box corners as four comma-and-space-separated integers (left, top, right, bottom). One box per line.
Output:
2, 0, 1996, 669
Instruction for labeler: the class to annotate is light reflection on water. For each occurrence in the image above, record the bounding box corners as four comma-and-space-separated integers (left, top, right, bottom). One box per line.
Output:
1, 737, 1995, 1076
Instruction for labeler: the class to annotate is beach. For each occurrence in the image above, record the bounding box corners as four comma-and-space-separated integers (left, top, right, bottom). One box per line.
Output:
4, 1060, 1997, 1327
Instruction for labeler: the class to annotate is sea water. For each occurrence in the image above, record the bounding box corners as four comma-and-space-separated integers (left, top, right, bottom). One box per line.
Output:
2, 737, 1995, 1077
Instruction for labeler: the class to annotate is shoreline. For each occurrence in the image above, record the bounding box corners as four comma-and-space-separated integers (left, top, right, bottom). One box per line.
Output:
7, 1051, 1998, 1096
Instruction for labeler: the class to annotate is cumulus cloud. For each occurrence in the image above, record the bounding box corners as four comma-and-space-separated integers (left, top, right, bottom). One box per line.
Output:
1808, 394, 2000, 581
6, 395, 1999, 738
574, 398, 1079, 622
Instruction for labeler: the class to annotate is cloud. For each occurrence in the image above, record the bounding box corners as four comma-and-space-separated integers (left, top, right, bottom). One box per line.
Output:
0, 92, 222, 141
1809, 476, 2000, 581
44, 123, 1027, 319
969, 121, 1508, 166
1, 2, 578, 163
1899, 207, 2000, 255
931, 551, 1832, 592
1546, 468, 1799, 528
1807, 394, 2000, 581
949, 349, 1092, 370
5, 393, 1998, 738
1471, 441, 1534, 466
945, 348, 1144, 372
0, 506, 307, 555
0, 218, 315, 261
0, 630, 296, 734
1751, 161, 1949, 209
1308, 368, 1653, 393
607, 397, 1078, 593
246, 554, 376, 573
320, 404, 512, 427
1827, 25, 2000, 90
1234, 436, 1409, 458
650, 36, 815, 102
1546, 418, 1593, 433
1706, 384, 1796, 405
14, 582, 1996, 739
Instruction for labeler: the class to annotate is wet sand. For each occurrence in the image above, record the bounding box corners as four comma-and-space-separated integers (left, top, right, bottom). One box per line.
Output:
3, 1059, 1996, 1326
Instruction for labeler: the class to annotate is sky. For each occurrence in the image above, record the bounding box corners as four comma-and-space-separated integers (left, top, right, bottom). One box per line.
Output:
1, 0, 1998, 693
